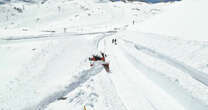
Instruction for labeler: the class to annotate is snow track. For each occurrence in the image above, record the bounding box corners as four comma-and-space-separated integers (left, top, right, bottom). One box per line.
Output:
1, 31, 117, 41
135, 44, 208, 86
29, 65, 103, 110
106, 43, 186, 110
124, 39, 208, 87
122, 46, 208, 110
98, 36, 208, 110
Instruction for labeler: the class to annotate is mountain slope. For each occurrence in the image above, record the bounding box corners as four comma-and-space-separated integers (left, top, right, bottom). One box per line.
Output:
0, 0, 208, 110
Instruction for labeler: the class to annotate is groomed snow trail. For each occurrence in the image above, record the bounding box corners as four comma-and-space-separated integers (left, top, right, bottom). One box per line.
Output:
97, 35, 208, 110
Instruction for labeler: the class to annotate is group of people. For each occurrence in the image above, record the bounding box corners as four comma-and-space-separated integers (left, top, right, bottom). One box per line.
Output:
112, 38, 117, 45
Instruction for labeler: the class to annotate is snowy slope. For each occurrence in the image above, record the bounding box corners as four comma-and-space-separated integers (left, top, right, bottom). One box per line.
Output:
0, 0, 164, 38
136, 0, 208, 41
0, 0, 208, 110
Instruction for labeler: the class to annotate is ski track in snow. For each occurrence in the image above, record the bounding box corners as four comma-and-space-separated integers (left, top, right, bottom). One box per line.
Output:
143, 96, 159, 110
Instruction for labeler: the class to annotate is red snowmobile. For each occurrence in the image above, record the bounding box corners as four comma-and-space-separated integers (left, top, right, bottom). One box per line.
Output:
89, 52, 110, 72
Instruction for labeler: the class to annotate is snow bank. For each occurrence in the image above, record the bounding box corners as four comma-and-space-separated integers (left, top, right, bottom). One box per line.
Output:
137, 0, 208, 41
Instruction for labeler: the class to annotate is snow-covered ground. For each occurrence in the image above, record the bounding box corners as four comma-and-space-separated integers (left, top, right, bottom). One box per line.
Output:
137, 0, 208, 41
0, 0, 208, 110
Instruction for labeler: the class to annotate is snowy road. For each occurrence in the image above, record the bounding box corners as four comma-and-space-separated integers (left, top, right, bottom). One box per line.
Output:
97, 35, 208, 110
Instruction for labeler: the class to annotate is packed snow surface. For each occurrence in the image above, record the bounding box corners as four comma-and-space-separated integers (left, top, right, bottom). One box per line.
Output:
0, 0, 208, 110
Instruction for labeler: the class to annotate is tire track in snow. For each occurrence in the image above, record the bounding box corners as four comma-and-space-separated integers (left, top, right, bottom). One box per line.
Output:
103, 38, 163, 110
135, 44, 208, 86
143, 96, 159, 110
123, 39, 208, 87
120, 44, 208, 110
119, 48, 187, 110
24, 65, 104, 110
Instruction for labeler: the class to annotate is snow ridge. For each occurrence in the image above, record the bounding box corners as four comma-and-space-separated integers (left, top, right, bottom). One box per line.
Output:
26, 65, 103, 110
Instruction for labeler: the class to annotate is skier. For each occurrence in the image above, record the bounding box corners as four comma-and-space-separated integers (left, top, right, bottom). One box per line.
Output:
112, 39, 115, 44
114, 39, 117, 45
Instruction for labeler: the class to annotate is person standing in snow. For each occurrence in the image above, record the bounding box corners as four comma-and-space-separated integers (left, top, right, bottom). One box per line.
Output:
112, 39, 115, 44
